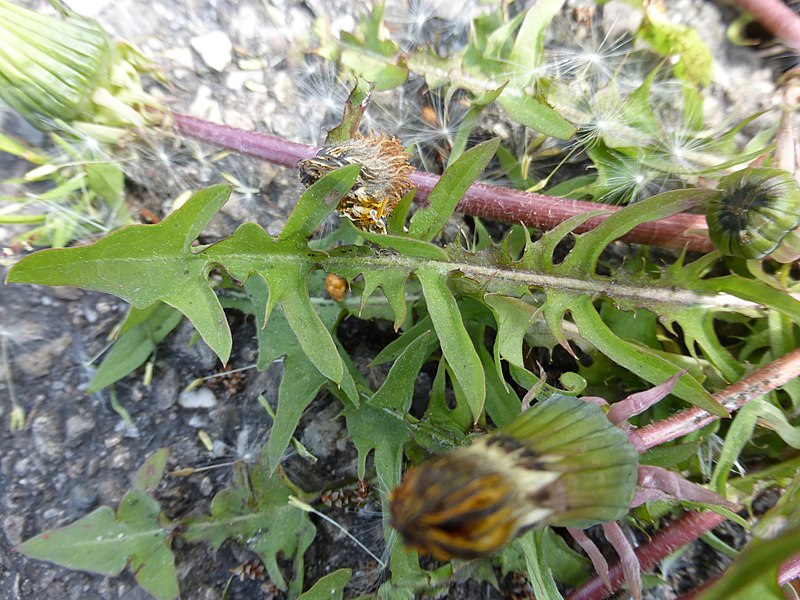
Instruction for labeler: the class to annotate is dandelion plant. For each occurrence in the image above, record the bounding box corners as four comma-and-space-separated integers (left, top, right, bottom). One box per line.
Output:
2, 0, 800, 599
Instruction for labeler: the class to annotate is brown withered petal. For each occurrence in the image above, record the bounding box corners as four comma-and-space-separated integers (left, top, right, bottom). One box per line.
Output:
297, 133, 414, 234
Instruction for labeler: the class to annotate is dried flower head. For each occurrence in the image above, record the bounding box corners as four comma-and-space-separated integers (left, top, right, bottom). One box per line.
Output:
389, 396, 638, 560
297, 133, 414, 233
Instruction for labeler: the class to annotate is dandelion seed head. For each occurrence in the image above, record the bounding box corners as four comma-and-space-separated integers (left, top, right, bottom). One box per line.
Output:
590, 149, 674, 205
127, 133, 193, 194
292, 59, 352, 142
550, 30, 637, 89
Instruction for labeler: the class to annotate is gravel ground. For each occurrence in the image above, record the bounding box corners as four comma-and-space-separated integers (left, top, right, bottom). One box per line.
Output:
0, 0, 784, 598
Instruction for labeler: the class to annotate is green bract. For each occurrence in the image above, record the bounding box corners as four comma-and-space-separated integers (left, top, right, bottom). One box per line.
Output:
0, 0, 111, 125
706, 168, 800, 260
0, 0, 159, 129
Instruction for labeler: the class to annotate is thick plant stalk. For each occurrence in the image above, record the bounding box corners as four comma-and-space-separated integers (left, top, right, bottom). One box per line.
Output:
731, 0, 800, 51
565, 511, 727, 600
567, 512, 800, 600
779, 554, 800, 586
629, 347, 800, 452
171, 113, 714, 252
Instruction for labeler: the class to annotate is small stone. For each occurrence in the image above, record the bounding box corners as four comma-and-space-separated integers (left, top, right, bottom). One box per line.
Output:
237, 58, 264, 71
1, 453, 14, 475
110, 447, 131, 469
190, 31, 232, 72
602, 0, 644, 38
14, 457, 30, 475
42, 508, 61, 521
188, 414, 207, 428
53, 287, 81, 301
95, 301, 113, 315
104, 434, 123, 448
225, 69, 260, 91
272, 71, 293, 104
82, 306, 98, 324
15, 335, 72, 377
162, 46, 195, 70
245, 81, 268, 94
153, 369, 179, 410
200, 476, 214, 496
234, 4, 260, 46
178, 387, 218, 409
3, 515, 25, 546
31, 414, 63, 459
211, 439, 228, 457
65, 415, 94, 442
189, 85, 222, 126
86, 457, 101, 478
301, 414, 343, 460
221, 109, 254, 131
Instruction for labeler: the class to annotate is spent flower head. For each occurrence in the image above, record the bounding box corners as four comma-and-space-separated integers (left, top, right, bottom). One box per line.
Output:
298, 132, 414, 233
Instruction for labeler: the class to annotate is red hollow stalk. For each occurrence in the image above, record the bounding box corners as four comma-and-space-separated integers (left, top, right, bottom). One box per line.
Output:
171, 113, 714, 253
629, 347, 800, 452
565, 510, 727, 600
730, 0, 800, 52
779, 554, 800, 587
569, 349, 800, 599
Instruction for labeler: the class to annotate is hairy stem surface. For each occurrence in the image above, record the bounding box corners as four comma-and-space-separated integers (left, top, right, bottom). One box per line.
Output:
629, 347, 800, 451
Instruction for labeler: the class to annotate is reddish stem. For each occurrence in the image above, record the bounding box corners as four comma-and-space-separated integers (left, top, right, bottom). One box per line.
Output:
629, 347, 800, 452
565, 511, 727, 600
780, 553, 800, 586
569, 348, 800, 599
171, 113, 713, 253
730, 0, 800, 52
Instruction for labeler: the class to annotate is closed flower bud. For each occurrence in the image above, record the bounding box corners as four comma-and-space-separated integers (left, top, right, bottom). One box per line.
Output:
389, 396, 638, 560
706, 168, 800, 260
0, 0, 159, 130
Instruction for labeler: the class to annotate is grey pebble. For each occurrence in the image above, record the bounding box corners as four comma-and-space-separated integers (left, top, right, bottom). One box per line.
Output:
66, 483, 98, 518
31, 414, 64, 459
65, 414, 94, 442
3, 514, 25, 546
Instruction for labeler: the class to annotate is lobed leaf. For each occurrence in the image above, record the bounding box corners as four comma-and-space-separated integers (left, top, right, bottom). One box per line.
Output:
184, 461, 315, 594
245, 277, 340, 471
298, 569, 351, 600
17, 450, 178, 600
518, 531, 563, 600
208, 223, 349, 387
279, 163, 360, 241
570, 294, 725, 416
497, 93, 575, 140
7, 184, 234, 362
344, 401, 409, 489
370, 331, 433, 412
696, 525, 800, 600
507, 0, 565, 87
